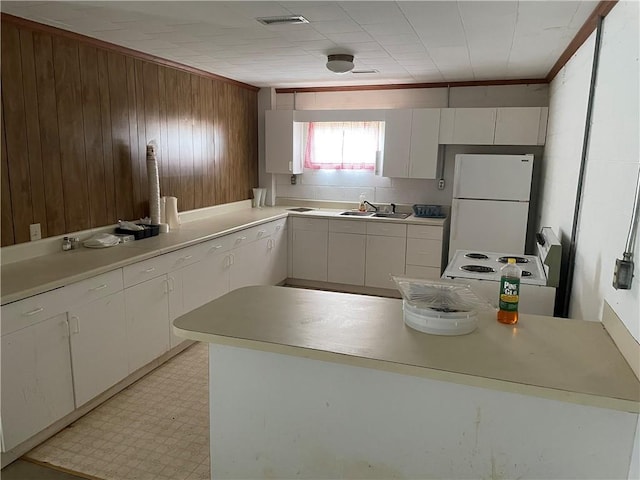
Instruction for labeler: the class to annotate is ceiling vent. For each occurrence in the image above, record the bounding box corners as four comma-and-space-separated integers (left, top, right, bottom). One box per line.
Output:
352, 69, 378, 74
257, 15, 309, 26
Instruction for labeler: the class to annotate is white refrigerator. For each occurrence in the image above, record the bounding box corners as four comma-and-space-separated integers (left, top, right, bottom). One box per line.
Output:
449, 154, 534, 259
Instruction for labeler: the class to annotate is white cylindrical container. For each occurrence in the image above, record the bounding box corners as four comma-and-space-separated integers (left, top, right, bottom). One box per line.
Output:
252, 188, 261, 208
160, 196, 166, 224
165, 196, 180, 229
146, 143, 161, 225
260, 188, 267, 207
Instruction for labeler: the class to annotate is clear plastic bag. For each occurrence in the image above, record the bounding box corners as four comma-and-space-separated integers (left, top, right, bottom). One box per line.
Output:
392, 276, 494, 313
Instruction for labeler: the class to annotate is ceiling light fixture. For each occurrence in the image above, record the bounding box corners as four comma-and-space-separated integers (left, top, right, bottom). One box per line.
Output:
256, 15, 309, 26
326, 54, 355, 74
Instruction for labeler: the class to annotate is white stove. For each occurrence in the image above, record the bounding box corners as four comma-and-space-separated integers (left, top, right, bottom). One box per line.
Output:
442, 228, 562, 316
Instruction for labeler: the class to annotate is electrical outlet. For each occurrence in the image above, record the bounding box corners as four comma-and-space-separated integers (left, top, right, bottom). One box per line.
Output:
438, 179, 445, 190
29, 223, 42, 241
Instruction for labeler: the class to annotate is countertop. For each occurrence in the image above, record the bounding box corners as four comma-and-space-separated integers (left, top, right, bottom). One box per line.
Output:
0, 205, 446, 305
174, 285, 640, 413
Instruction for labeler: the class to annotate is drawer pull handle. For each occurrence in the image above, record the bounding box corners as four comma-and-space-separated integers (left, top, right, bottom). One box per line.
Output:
143, 267, 156, 273
257, 230, 266, 237
235, 236, 247, 244
89, 284, 108, 292
209, 245, 223, 252
23, 307, 44, 317
181, 255, 193, 261
275, 225, 281, 231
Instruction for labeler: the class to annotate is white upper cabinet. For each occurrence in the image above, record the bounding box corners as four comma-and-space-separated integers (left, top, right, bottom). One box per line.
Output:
439, 107, 548, 145
439, 108, 496, 145
494, 107, 548, 145
409, 109, 440, 178
382, 108, 440, 179
382, 109, 412, 177
265, 110, 303, 174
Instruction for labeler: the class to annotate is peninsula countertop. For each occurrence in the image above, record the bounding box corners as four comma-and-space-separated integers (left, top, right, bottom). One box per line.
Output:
174, 285, 640, 413
1, 204, 445, 305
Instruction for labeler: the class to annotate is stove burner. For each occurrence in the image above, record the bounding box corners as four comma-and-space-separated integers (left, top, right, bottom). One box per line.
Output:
498, 256, 529, 264
460, 265, 495, 274
521, 270, 532, 277
465, 253, 489, 260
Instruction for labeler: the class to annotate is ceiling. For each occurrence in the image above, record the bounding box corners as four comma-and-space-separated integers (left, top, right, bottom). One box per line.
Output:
1, 1, 599, 88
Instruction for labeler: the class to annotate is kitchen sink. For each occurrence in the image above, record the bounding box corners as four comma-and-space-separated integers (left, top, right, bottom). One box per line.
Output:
340, 211, 374, 216
372, 212, 410, 219
287, 207, 315, 212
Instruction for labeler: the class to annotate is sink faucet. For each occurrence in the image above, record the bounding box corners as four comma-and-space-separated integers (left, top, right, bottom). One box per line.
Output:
390, 203, 396, 213
363, 201, 378, 212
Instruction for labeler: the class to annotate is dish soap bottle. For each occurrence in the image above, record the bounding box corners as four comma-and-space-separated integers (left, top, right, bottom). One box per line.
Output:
497, 258, 521, 325
358, 193, 367, 212
358, 193, 366, 212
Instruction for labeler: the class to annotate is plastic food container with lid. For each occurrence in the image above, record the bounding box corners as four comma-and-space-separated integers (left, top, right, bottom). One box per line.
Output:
393, 276, 494, 335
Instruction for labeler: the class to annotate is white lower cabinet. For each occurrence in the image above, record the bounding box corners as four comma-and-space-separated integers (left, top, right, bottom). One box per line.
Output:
0, 216, 289, 454
365, 235, 407, 289
1, 312, 74, 452
229, 238, 269, 290
365, 222, 407, 289
68, 291, 128, 407
291, 218, 328, 282
328, 220, 367, 285
268, 222, 288, 285
405, 224, 444, 280
124, 275, 170, 373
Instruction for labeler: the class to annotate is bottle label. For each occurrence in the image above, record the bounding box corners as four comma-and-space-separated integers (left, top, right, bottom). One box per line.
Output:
499, 277, 520, 311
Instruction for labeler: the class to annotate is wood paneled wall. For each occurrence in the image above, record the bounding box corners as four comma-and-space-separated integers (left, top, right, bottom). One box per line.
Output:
0, 18, 258, 246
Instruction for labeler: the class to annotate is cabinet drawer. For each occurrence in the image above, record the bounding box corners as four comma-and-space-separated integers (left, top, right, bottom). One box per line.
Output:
405, 265, 441, 280
64, 269, 124, 307
292, 217, 329, 232
406, 238, 442, 267
366, 222, 407, 238
229, 225, 268, 248
329, 219, 366, 234
1, 288, 69, 336
201, 235, 233, 258
269, 218, 287, 233
407, 224, 443, 240
165, 243, 206, 271
123, 255, 172, 288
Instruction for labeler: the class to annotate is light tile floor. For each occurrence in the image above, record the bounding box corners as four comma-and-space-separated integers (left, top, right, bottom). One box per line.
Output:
24, 342, 209, 480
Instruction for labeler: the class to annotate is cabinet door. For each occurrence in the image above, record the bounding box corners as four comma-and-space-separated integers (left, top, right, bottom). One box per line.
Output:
365, 235, 406, 289
328, 232, 366, 285
124, 276, 170, 373
181, 247, 231, 312
265, 110, 302, 174
439, 108, 496, 145
494, 107, 547, 145
292, 229, 328, 281
409, 109, 440, 179
382, 109, 411, 177
167, 269, 185, 349
1, 313, 75, 451
268, 224, 288, 285
229, 237, 270, 291
68, 291, 128, 407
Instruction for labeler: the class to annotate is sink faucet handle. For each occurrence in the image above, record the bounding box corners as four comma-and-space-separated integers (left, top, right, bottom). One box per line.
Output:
390, 203, 396, 213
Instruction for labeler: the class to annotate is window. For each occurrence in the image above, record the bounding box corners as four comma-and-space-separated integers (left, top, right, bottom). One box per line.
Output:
303, 121, 384, 171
